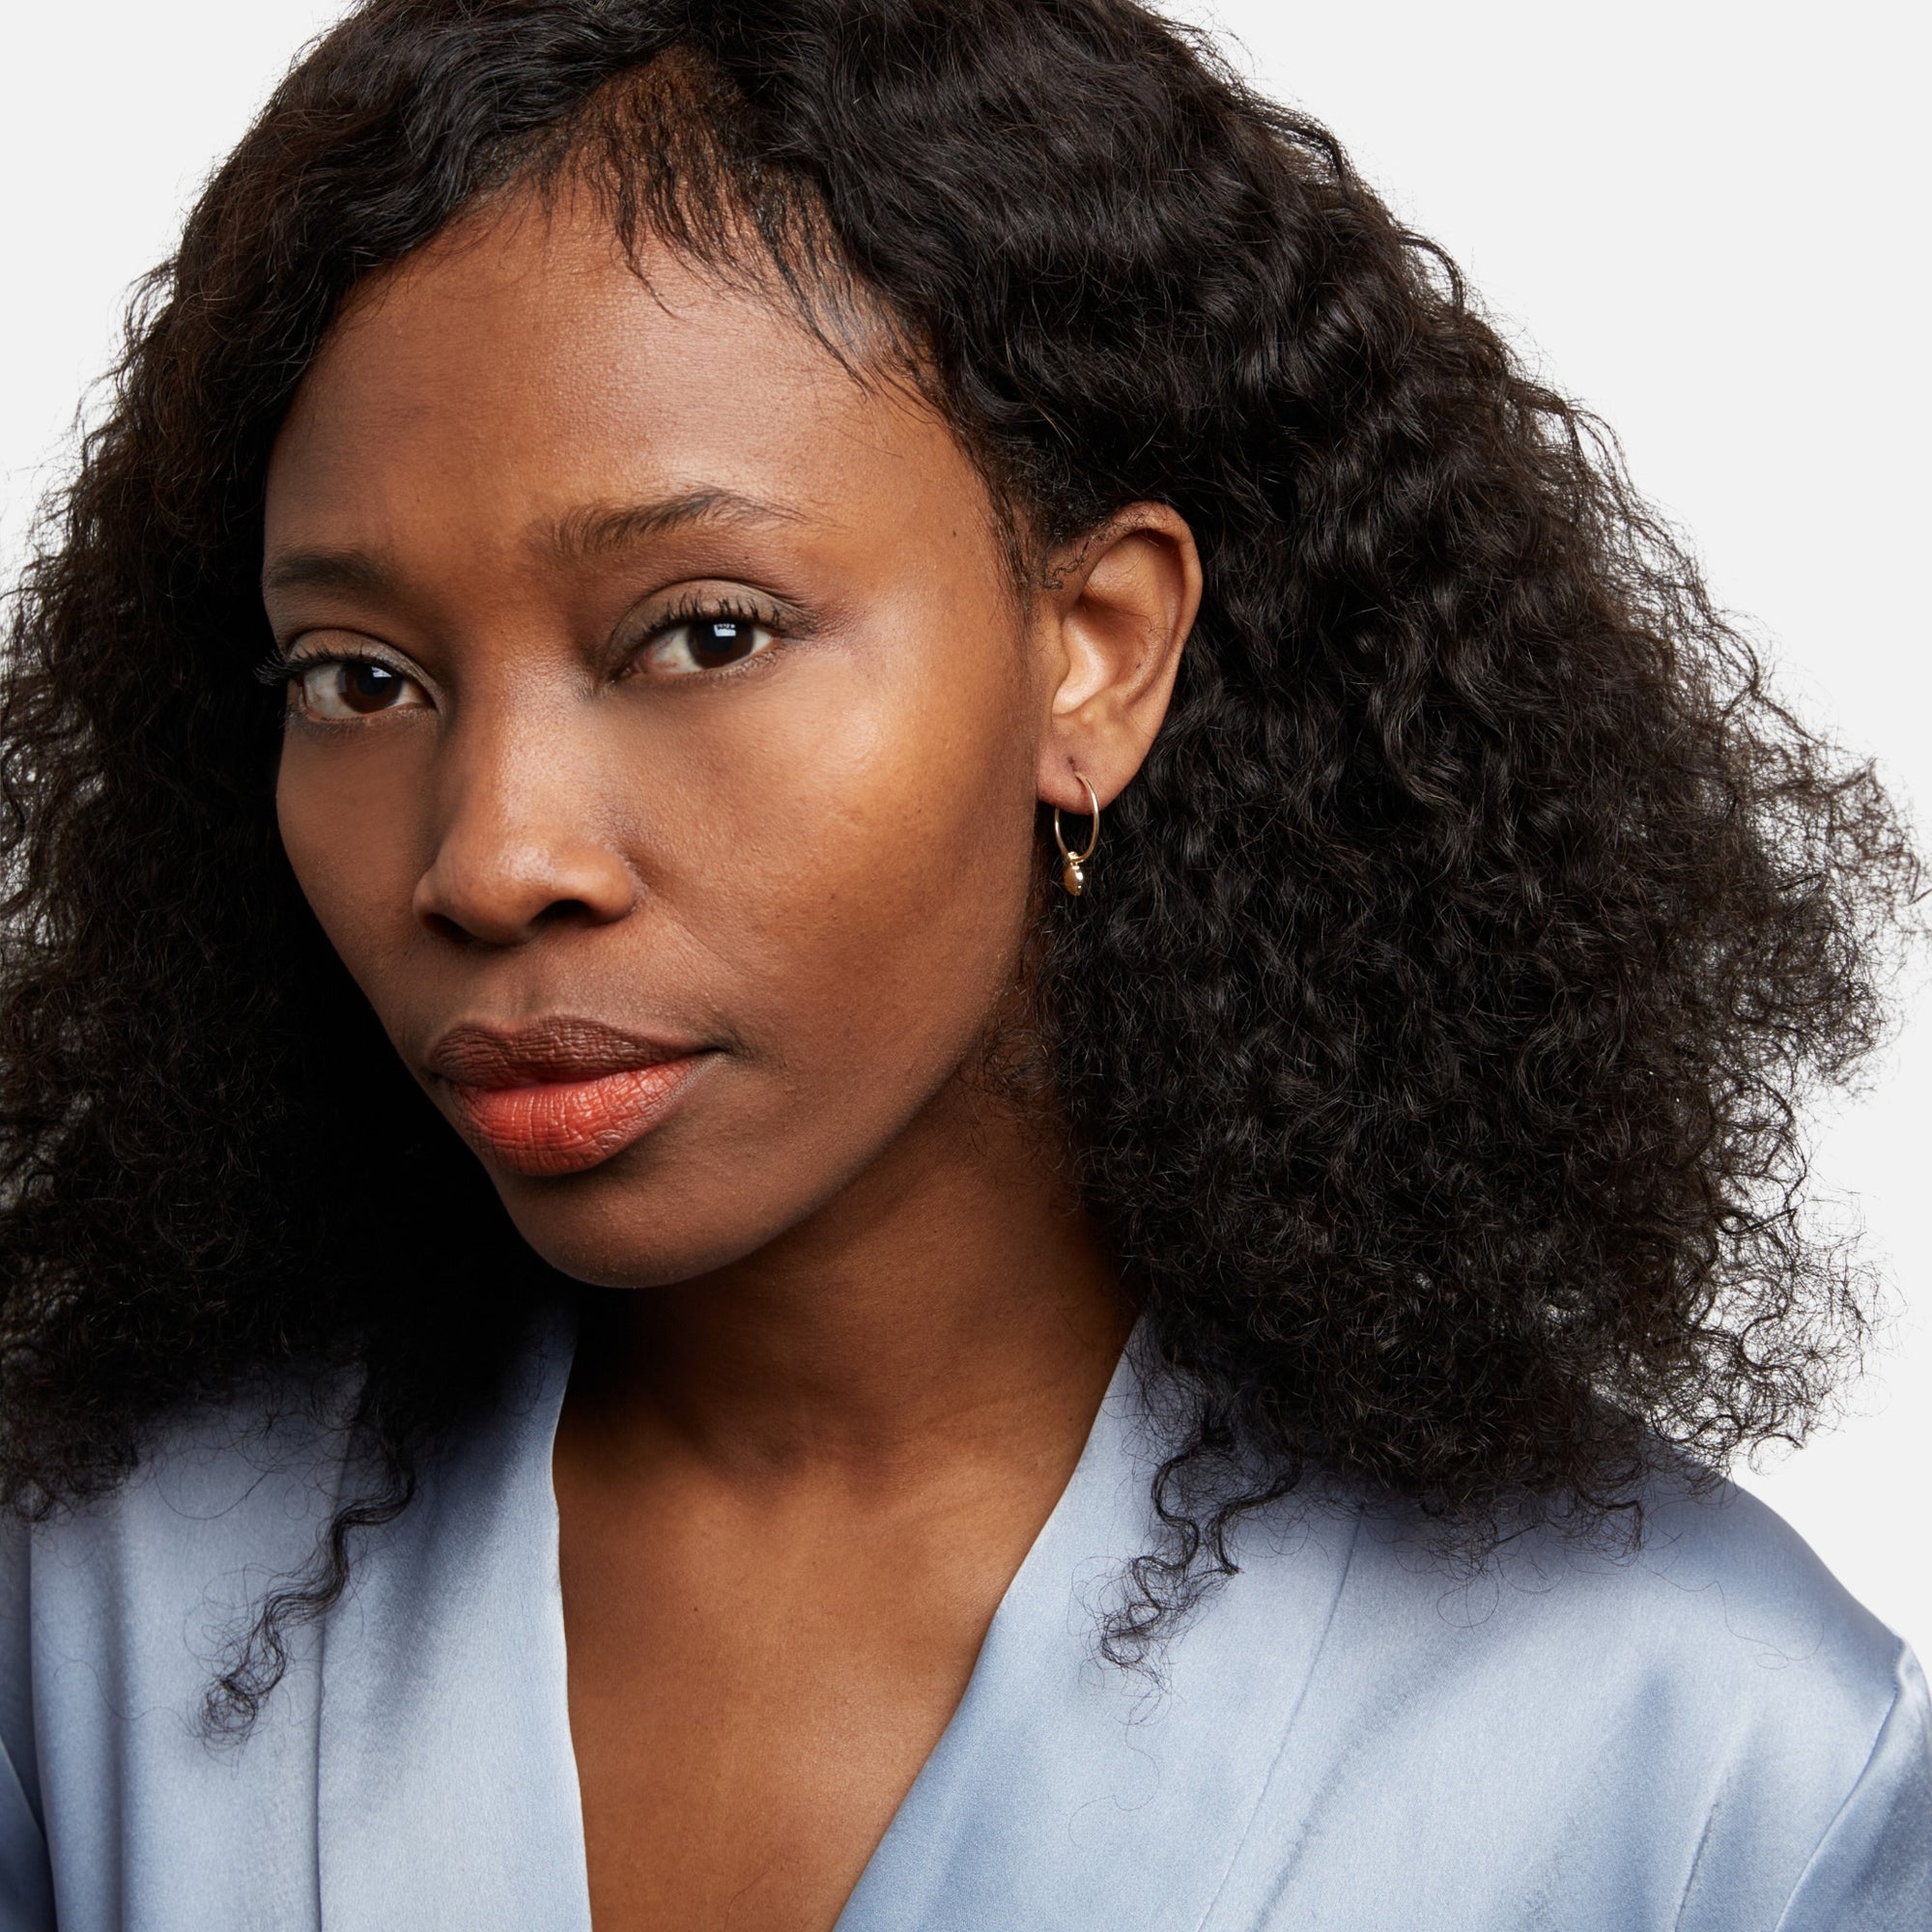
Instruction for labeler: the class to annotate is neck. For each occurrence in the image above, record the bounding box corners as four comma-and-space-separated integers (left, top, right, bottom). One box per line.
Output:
566, 1070, 1129, 1486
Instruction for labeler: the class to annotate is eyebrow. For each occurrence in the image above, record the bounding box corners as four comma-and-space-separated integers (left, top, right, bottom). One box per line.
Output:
540, 487, 807, 564
260, 546, 398, 599
261, 487, 806, 598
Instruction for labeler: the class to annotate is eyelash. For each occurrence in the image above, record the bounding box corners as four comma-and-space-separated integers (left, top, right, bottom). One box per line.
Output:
254, 643, 400, 688
627, 591, 787, 675
253, 593, 792, 703
649, 589, 777, 635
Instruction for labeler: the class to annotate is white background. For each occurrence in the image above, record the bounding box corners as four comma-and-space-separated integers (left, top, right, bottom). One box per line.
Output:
3, 4, 1926, 1649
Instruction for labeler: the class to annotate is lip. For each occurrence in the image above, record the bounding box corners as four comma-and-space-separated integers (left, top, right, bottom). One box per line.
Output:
426, 1015, 712, 1178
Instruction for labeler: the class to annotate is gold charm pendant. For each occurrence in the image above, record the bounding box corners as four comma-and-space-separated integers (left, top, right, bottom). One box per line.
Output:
1052, 776, 1101, 898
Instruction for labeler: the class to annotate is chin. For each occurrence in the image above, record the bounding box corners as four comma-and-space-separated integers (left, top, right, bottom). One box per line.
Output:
493, 1174, 811, 1293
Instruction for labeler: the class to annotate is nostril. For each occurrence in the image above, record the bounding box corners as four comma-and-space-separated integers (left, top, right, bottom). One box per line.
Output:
532, 896, 603, 930
414, 887, 624, 947
418, 908, 473, 944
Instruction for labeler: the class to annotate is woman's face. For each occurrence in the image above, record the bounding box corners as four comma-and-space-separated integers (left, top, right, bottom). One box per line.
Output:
264, 193, 1190, 1289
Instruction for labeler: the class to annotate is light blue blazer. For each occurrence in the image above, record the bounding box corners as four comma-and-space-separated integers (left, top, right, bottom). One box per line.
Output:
0, 1306, 1926, 1928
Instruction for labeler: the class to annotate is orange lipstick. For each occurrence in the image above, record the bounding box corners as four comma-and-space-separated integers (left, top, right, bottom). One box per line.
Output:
428, 1016, 708, 1177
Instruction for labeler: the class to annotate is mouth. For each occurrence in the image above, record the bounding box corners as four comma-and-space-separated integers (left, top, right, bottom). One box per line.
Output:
425, 1015, 713, 1178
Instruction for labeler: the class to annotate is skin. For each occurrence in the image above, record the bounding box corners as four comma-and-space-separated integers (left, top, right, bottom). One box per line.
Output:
266, 185, 1198, 1932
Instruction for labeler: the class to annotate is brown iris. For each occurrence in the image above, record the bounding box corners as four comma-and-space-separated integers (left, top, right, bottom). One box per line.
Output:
684, 619, 757, 668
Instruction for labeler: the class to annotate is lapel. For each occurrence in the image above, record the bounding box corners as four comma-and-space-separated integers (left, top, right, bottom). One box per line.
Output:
837, 1347, 1359, 1932
315, 1301, 591, 1931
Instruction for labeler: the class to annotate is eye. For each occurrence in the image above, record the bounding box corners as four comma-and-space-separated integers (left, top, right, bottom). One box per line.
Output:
292, 658, 431, 722
639, 614, 779, 676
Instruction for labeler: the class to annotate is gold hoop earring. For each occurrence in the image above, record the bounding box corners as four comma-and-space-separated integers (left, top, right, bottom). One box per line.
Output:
1052, 775, 1101, 896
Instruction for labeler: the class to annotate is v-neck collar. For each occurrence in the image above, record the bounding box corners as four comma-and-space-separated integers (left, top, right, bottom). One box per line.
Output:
835, 1346, 1358, 1932
315, 1302, 1355, 1930
315, 1301, 592, 1928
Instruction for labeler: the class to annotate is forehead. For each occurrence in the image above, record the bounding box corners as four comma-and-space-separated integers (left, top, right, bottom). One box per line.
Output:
263, 188, 978, 560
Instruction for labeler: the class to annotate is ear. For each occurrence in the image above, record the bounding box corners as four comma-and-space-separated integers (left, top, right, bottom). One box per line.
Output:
1033, 502, 1201, 813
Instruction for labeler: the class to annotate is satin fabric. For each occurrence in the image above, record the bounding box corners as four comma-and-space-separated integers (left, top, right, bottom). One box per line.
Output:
0, 1305, 1925, 1930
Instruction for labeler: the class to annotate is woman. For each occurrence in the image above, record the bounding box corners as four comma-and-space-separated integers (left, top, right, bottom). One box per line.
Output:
0, 0, 1924, 1925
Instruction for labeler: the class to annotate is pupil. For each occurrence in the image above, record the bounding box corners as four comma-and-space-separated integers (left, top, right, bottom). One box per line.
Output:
343, 663, 400, 713
691, 620, 749, 668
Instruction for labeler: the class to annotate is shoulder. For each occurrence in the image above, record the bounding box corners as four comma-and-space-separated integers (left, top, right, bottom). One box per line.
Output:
1214, 1469, 1932, 1928
0, 1372, 363, 1746
1320, 1468, 1922, 1796
1359, 1470, 1902, 1686
0, 1377, 364, 1928
19, 1370, 362, 1601
1218, 1462, 1914, 1726
2, 1309, 564, 1710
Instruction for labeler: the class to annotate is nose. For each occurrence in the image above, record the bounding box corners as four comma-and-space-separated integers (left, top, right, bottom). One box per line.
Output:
412, 714, 639, 946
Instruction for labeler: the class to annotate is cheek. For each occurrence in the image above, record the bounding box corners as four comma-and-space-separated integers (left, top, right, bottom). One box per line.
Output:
691, 637, 1040, 1070
274, 740, 427, 980
736, 767, 1030, 1070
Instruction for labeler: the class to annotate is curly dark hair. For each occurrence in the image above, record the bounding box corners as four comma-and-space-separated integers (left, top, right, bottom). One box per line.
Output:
1, 0, 1919, 1728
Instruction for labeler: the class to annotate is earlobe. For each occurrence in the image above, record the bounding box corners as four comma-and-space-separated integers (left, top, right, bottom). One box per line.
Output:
1036, 502, 1201, 814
